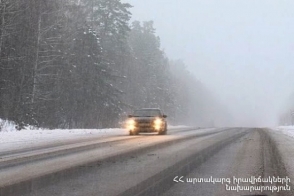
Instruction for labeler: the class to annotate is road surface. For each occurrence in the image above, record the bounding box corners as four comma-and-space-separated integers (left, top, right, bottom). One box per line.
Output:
0, 127, 293, 196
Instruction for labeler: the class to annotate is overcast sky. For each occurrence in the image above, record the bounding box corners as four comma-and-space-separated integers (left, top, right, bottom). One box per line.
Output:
122, 0, 294, 126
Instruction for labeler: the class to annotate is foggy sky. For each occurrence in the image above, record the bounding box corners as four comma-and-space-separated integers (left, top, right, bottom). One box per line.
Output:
122, 0, 294, 127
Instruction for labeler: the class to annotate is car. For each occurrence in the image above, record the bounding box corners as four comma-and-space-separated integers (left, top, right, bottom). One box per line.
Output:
126, 108, 167, 135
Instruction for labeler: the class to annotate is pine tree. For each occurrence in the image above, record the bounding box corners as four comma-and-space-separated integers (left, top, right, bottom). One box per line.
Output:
127, 21, 174, 111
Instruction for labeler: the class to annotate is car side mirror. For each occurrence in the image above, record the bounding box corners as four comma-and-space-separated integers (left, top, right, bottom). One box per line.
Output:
128, 114, 133, 118
163, 114, 167, 118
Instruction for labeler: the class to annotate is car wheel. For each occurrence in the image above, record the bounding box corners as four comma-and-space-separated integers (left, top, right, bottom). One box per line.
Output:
159, 125, 167, 135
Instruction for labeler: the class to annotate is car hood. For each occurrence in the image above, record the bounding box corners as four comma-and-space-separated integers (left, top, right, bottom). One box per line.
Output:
132, 117, 157, 121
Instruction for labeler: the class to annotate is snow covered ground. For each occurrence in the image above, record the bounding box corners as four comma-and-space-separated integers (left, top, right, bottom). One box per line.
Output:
0, 124, 127, 152
275, 126, 294, 138
269, 126, 294, 186
1, 120, 293, 152
0, 119, 187, 152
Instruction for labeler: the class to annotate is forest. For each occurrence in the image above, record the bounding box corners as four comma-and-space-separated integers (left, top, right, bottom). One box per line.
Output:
0, 0, 226, 129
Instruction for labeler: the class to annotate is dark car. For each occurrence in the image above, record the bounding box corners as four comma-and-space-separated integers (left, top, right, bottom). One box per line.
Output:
126, 108, 167, 135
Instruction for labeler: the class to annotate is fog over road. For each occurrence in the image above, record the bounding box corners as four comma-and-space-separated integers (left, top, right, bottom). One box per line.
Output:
1, 127, 293, 196
123, 0, 294, 127
2, 1, 294, 195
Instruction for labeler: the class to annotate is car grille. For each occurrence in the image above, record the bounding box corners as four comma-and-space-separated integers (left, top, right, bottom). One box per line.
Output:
137, 121, 152, 127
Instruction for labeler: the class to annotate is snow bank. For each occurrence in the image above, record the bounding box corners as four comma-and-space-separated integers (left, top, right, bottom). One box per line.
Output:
0, 118, 187, 152
0, 127, 128, 152
0, 118, 127, 151
275, 126, 294, 138
0, 119, 18, 132
0, 118, 40, 132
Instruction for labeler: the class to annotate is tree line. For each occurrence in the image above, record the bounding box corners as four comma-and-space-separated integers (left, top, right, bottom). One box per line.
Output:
0, 0, 226, 129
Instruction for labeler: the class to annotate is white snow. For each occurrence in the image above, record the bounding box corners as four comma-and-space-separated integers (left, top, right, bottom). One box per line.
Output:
0, 118, 186, 152
0, 119, 18, 132
275, 126, 294, 138
0, 128, 128, 153
0, 118, 128, 152
270, 126, 294, 183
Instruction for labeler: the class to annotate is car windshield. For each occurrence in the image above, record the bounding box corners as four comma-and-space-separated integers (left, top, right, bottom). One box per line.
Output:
133, 109, 161, 117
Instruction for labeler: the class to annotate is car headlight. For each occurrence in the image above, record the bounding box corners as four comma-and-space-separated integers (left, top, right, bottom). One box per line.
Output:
154, 118, 163, 125
154, 118, 163, 130
126, 119, 136, 130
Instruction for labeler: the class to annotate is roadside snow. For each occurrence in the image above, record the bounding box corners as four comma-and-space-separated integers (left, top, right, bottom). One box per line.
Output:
275, 126, 294, 138
0, 118, 127, 152
0, 119, 19, 132
0, 119, 187, 152
269, 127, 294, 187
0, 127, 128, 152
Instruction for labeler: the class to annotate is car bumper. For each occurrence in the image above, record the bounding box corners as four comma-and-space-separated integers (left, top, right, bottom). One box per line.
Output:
130, 126, 165, 132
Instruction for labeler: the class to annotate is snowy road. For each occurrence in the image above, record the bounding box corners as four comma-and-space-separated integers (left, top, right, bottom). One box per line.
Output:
0, 127, 294, 196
